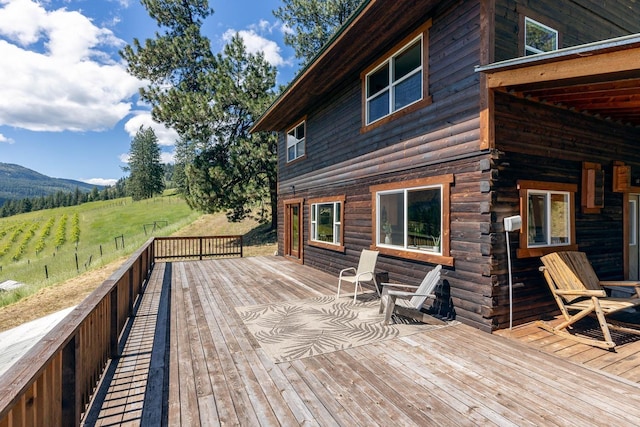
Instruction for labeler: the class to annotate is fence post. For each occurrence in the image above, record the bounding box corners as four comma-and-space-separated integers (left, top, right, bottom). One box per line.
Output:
199, 237, 203, 260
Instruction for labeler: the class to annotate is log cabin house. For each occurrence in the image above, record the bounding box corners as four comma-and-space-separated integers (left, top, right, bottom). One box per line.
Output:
252, 0, 640, 332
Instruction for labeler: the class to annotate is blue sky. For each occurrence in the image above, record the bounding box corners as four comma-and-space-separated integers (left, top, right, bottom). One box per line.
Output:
0, 0, 296, 186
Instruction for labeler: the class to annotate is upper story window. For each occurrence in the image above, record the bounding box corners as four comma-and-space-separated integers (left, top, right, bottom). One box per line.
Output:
517, 180, 577, 258
361, 19, 432, 132
308, 196, 345, 252
366, 38, 422, 124
287, 120, 305, 162
524, 17, 558, 55
371, 174, 454, 266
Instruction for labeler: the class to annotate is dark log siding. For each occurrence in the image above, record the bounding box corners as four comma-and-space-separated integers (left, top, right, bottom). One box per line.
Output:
494, 0, 640, 62
276, 0, 506, 331
493, 91, 640, 326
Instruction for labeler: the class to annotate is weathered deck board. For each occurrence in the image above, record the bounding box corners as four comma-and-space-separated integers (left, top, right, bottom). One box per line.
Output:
85, 256, 640, 426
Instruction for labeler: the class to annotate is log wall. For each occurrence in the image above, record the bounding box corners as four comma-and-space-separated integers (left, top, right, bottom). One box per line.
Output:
277, 0, 503, 331
492, 91, 640, 326
494, 0, 640, 62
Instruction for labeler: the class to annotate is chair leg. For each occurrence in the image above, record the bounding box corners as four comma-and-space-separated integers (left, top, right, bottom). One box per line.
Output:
384, 295, 397, 324
379, 293, 387, 314
353, 279, 359, 303
336, 278, 342, 300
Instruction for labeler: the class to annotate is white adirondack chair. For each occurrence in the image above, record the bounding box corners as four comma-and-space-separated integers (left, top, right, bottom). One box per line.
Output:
379, 265, 442, 324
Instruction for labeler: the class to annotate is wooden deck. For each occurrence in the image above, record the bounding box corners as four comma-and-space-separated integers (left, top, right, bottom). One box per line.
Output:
84, 256, 640, 426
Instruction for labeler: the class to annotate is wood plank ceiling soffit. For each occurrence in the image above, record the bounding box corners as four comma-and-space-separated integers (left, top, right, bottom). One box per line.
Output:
481, 43, 640, 127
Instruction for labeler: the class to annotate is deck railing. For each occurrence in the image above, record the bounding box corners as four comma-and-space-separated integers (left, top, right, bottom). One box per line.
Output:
154, 235, 243, 260
0, 235, 243, 426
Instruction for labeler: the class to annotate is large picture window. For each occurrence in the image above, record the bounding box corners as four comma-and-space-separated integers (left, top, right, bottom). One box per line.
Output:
308, 196, 345, 252
371, 175, 453, 266
287, 120, 305, 162
517, 180, 577, 258
361, 20, 431, 132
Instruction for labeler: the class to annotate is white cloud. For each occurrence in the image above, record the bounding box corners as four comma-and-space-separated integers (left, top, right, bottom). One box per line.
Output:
160, 151, 175, 164
119, 153, 130, 163
123, 113, 179, 147
223, 28, 286, 67
82, 177, 118, 187
0, 133, 14, 144
0, 0, 142, 132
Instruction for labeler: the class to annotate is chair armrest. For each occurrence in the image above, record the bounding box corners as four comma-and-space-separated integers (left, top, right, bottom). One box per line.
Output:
381, 283, 420, 290
554, 289, 607, 297
600, 281, 640, 287
387, 290, 435, 298
339, 267, 356, 277
355, 270, 375, 280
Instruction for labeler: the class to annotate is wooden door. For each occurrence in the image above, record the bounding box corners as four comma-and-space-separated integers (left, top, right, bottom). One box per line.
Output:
284, 199, 303, 262
629, 194, 640, 280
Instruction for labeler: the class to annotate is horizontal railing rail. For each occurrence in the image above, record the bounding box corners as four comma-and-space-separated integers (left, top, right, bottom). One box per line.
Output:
154, 235, 243, 260
0, 235, 242, 426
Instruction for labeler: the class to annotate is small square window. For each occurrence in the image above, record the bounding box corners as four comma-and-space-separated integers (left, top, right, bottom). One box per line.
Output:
308, 197, 345, 251
525, 17, 558, 56
517, 180, 577, 258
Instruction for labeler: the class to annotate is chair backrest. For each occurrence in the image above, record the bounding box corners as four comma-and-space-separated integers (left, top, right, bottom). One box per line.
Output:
540, 251, 600, 303
355, 249, 379, 281
409, 265, 442, 308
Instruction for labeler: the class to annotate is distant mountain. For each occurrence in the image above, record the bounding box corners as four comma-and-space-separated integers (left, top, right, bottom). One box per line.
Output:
0, 163, 100, 206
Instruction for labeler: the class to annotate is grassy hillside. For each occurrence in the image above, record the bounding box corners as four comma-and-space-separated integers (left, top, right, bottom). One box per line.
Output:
0, 193, 200, 306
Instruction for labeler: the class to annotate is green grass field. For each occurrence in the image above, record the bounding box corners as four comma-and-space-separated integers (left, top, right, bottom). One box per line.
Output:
0, 193, 201, 306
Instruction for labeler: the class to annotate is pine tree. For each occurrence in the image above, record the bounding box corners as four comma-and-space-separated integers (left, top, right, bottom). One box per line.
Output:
121, 1, 278, 228
124, 127, 165, 201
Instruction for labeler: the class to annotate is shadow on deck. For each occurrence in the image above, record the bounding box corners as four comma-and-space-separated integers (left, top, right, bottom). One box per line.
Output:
84, 256, 640, 426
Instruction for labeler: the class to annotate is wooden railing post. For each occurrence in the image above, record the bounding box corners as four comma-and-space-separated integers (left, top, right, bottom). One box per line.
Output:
61, 336, 80, 426
129, 268, 135, 313
110, 289, 119, 358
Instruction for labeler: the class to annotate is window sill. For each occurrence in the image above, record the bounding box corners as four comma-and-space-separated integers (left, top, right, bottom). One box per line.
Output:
309, 241, 345, 253
371, 245, 454, 267
286, 153, 307, 166
517, 244, 578, 259
360, 96, 432, 134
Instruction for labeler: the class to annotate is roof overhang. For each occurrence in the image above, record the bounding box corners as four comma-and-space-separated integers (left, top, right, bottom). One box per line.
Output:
252, 0, 438, 133
476, 34, 640, 126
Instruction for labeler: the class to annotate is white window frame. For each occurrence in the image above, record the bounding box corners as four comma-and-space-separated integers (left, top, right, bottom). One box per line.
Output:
365, 36, 423, 125
524, 17, 558, 55
517, 180, 577, 258
526, 189, 571, 248
310, 201, 342, 246
631, 199, 638, 246
286, 120, 305, 163
376, 184, 443, 255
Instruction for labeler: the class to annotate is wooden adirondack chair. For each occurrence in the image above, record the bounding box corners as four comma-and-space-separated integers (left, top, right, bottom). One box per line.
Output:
538, 251, 640, 349
379, 265, 442, 324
